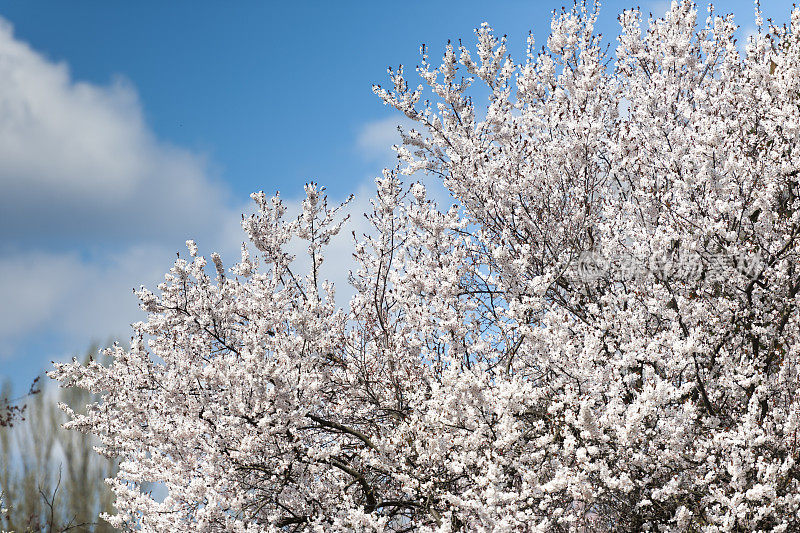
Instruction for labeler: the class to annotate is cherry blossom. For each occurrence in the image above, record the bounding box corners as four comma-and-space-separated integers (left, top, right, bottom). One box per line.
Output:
52, 2, 800, 531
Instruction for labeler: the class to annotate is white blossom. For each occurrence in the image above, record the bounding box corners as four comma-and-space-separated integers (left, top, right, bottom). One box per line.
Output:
50, 1, 800, 531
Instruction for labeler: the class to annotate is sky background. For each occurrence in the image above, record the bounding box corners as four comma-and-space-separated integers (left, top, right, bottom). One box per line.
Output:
0, 0, 796, 391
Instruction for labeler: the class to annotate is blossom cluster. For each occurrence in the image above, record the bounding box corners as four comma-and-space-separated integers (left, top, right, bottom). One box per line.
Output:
51, 1, 800, 531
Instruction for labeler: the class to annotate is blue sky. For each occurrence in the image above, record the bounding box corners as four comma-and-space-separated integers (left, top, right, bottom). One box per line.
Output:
0, 0, 795, 390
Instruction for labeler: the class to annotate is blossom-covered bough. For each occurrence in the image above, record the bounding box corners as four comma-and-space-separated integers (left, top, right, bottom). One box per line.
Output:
51, 1, 800, 531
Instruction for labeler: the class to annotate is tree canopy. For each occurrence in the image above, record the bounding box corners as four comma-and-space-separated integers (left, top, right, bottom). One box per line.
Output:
52, 2, 800, 531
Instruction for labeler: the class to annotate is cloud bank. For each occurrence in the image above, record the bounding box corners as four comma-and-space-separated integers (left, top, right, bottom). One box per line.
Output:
0, 18, 246, 366
0, 18, 233, 246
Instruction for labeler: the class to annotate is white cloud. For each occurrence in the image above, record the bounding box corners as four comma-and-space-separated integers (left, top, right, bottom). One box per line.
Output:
0, 251, 78, 344
0, 17, 249, 367
0, 18, 232, 246
0, 247, 162, 359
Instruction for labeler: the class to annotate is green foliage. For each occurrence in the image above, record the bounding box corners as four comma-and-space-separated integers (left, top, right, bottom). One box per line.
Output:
0, 347, 117, 532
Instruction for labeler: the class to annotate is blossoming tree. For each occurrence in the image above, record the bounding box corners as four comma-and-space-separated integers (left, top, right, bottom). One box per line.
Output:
51, 1, 800, 531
